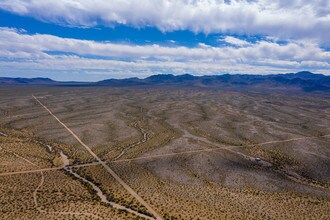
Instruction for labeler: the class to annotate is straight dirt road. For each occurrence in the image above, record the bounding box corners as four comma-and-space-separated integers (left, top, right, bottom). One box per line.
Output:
1, 130, 328, 177
32, 95, 162, 220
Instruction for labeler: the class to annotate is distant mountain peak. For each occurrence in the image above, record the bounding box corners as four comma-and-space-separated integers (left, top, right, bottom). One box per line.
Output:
0, 77, 56, 85
1, 71, 329, 92
146, 74, 175, 79
296, 71, 313, 75
280, 71, 325, 80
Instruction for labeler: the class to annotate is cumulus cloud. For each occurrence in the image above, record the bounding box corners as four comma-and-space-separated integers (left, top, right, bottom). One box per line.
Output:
0, 0, 330, 45
1, 55, 328, 80
221, 36, 251, 47
0, 27, 329, 78
1, 28, 329, 62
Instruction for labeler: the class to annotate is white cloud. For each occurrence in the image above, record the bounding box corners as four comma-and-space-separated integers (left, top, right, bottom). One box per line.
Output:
0, 28, 329, 78
221, 36, 251, 47
2, 28, 329, 62
0, 0, 329, 45
1, 56, 328, 79
198, 43, 212, 48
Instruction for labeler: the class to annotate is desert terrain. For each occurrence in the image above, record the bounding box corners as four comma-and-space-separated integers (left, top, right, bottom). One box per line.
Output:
0, 85, 329, 219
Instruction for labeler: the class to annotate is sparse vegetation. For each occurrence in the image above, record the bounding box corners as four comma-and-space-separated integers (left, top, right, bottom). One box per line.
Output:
0, 85, 329, 219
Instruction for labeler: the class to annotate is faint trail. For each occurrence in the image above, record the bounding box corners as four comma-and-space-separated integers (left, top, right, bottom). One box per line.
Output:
1, 132, 329, 176
0, 129, 152, 218
0, 147, 51, 214
111, 146, 272, 167
0, 142, 110, 219
114, 122, 149, 160
111, 147, 230, 163
33, 171, 45, 210
1, 148, 253, 176
0, 147, 38, 167
248, 134, 330, 147
0, 167, 61, 177
111, 121, 329, 190
33, 95, 162, 220
32, 153, 103, 219
0, 162, 104, 177
3, 96, 329, 201
0, 147, 55, 218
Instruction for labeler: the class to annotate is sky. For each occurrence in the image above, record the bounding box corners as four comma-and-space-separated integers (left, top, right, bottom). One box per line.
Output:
0, 0, 329, 81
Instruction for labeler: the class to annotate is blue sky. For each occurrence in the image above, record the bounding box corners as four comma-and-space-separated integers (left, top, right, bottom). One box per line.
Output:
0, 0, 329, 81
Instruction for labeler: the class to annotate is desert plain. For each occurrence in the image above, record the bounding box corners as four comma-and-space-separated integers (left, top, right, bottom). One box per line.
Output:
0, 85, 329, 219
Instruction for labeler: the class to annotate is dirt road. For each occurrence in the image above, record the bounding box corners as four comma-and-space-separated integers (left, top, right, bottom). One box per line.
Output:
248, 134, 330, 147
33, 95, 162, 220
1, 132, 328, 177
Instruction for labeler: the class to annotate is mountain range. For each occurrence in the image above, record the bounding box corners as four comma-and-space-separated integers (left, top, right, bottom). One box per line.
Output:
1, 71, 329, 92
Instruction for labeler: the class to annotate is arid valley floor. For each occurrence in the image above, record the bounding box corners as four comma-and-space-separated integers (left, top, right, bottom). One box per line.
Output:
0, 85, 329, 219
